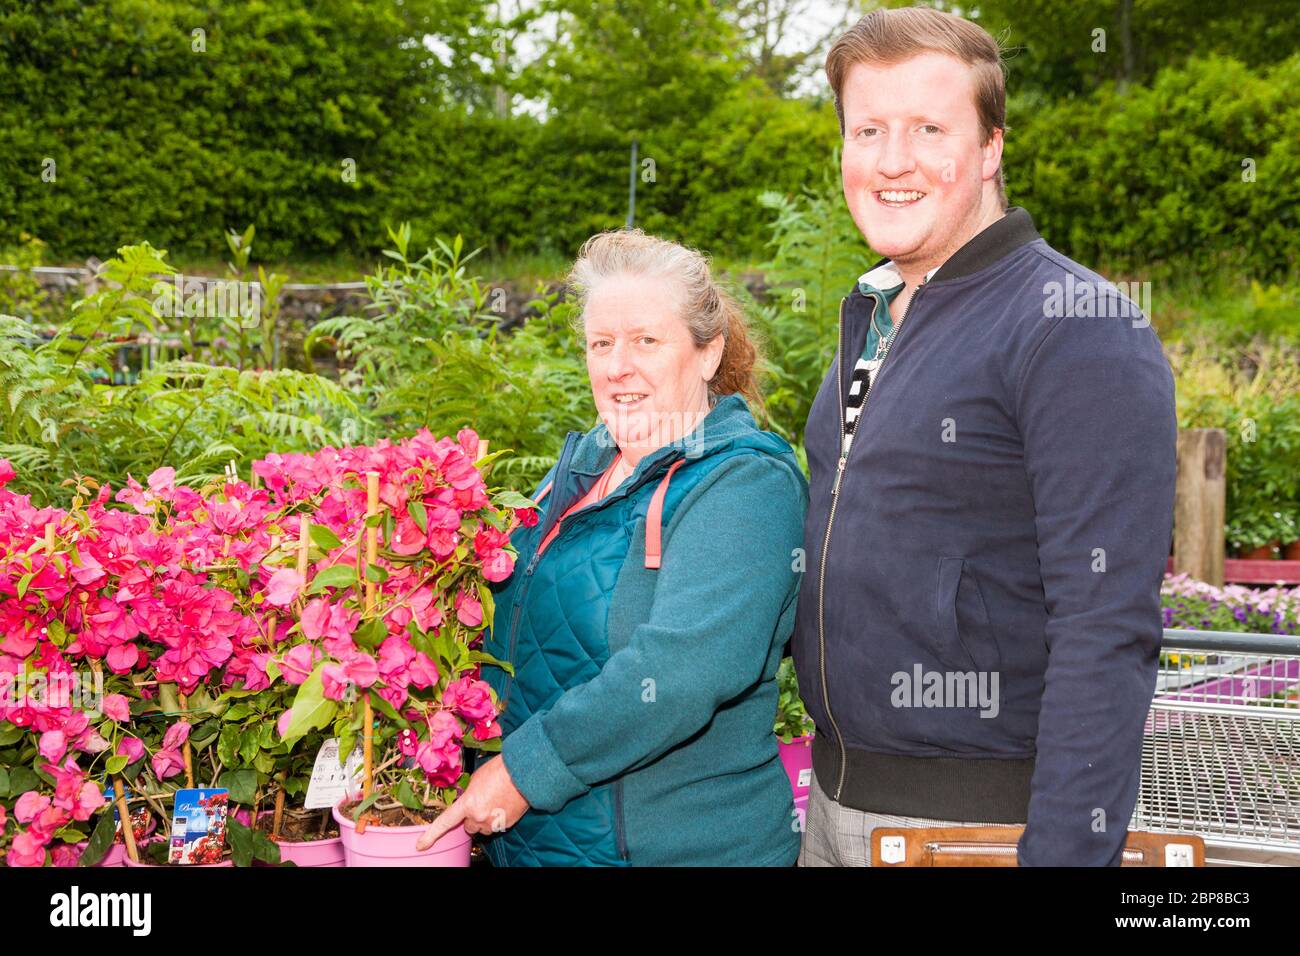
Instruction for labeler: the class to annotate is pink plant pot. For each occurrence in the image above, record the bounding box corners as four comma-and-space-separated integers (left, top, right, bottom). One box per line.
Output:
778, 734, 814, 799
76, 814, 160, 867
255, 811, 345, 868
332, 800, 471, 867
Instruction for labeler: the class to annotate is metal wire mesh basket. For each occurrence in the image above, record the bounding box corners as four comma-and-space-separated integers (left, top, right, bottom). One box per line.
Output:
1132, 629, 1300, 863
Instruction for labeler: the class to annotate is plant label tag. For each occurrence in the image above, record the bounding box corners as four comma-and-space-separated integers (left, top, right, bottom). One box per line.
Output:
169, 788, 229, 865
797, 768, 812, 789
304, 737, 364, 810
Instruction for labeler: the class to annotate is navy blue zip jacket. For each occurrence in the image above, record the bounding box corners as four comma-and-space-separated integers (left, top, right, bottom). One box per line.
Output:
791, 207, 1176, 866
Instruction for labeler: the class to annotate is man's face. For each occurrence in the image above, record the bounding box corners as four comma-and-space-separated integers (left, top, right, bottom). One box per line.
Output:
839, 52, 1003, 272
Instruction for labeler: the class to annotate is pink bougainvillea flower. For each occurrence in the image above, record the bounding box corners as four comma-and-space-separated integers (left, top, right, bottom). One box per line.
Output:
0, 458, 16, 487
454, 589, 482, 628
263, 568, 304, 607
162, 721, 191, 751
147, 466, 176, 498
472, 717, 502, 741
100, 693, 130, 722
50, 843, 83, 868
152, 748, 185, 780
38, 729, 67, 763
6, 831, 46, 867
117, 737, 146, 764
456, 428, 480, 460
407, 652, 440, 690
276, 709, 293, 740
320, 663, 349, 702
443, 677, 496, 723
72, 782, 105, 822
342, 653, 379, 688
14, 792, 51, 824
513, 507, 539, 528
105, 642, 140, 673
279, 644, 319, 685
480, 549, 515, 583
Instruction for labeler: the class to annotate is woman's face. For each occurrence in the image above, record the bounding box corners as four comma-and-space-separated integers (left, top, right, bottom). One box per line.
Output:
584, 273, 723, 459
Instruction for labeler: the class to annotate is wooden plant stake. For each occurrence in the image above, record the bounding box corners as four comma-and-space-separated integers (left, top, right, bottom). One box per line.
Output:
114, 776, 139, 863
358, 471, 380, 834
179, 693, 195, 789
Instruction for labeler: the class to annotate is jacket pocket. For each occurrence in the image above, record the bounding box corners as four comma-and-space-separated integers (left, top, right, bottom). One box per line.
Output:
933, 557, 1002, 674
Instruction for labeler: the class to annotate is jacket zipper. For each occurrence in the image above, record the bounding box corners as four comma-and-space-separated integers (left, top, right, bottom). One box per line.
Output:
818, 283, 925, 800
499, 439, 684, 712
612, 778, 630, 861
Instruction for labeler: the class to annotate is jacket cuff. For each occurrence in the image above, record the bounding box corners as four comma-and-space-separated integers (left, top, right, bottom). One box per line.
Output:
501, 713, 587, 812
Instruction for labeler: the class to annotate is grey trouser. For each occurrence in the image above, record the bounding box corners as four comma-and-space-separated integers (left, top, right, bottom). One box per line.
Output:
798, 766, 1006, 867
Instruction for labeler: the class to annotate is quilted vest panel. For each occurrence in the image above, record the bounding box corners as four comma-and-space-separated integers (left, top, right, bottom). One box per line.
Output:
482, 443, 745, 866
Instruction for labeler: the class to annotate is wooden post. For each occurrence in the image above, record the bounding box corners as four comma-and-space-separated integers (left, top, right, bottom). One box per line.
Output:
114, 777, 139, 863
362, 472, 379, 802
1174, 428, 1226, 586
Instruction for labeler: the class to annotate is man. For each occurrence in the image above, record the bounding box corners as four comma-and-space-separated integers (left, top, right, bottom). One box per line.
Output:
792, 7, 1176, 867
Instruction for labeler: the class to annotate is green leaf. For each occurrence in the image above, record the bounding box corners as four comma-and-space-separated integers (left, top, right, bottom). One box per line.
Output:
228, 817, 254, 867
79, 809, 117, 867
364, 512, 384, 529
468, 649, 514, 676
368, 691, 409, 728
16, 572, 33, 598
218, 725, 241, 768
0, 724, 22, 746
218, 768, 258, 805
224, 703, 251, 722
494, 490, 536, 510
309, 523, 343, 552
7, 766, 38, 796
407, 500, 428, 534
253, 750, 276, 774
240, 727, 261, 764
364, 562, 389, 584
0, 767, 8, 797
105, 754, 129, 775
477, 583, 496, 629
47, 619, 67, 647
352, 616, 387, 652
394, 779, 422, 810
282, 666, 338, 744
308, 564, 357, 593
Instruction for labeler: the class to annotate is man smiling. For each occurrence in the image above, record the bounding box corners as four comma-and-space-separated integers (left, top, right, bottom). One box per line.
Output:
791, 7, 1177, 866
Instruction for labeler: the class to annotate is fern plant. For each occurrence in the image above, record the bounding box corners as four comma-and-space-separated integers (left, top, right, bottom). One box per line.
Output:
750, 163, 871, 449
0, 242, 367, 506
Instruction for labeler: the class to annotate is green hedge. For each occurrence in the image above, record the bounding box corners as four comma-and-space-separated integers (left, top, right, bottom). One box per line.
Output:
2, 1, 1296, 278
1007, 54, 1300, 280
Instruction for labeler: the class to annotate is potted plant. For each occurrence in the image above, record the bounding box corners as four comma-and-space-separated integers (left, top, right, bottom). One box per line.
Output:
260, 429, 523, 866
774, 657, 815, 810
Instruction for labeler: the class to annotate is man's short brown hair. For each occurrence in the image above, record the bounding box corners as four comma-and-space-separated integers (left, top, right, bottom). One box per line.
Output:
826, 7, 1008, 205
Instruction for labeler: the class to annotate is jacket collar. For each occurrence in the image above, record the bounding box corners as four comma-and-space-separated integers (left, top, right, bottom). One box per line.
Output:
852, 205, 1042, 295
567, 393, 757, 476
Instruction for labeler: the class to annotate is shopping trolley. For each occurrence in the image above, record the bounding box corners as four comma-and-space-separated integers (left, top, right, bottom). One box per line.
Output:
871, 628, 1299, 866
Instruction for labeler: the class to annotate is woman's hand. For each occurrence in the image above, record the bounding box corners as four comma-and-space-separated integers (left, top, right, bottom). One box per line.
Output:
414, 754, 529, 851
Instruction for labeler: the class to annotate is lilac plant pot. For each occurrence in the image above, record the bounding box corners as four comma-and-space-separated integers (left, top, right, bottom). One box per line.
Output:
332, 800, 470, 867
778, 734, 814, 799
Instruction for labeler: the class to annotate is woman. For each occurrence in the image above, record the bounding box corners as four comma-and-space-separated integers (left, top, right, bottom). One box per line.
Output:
417, 229, 809, 865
